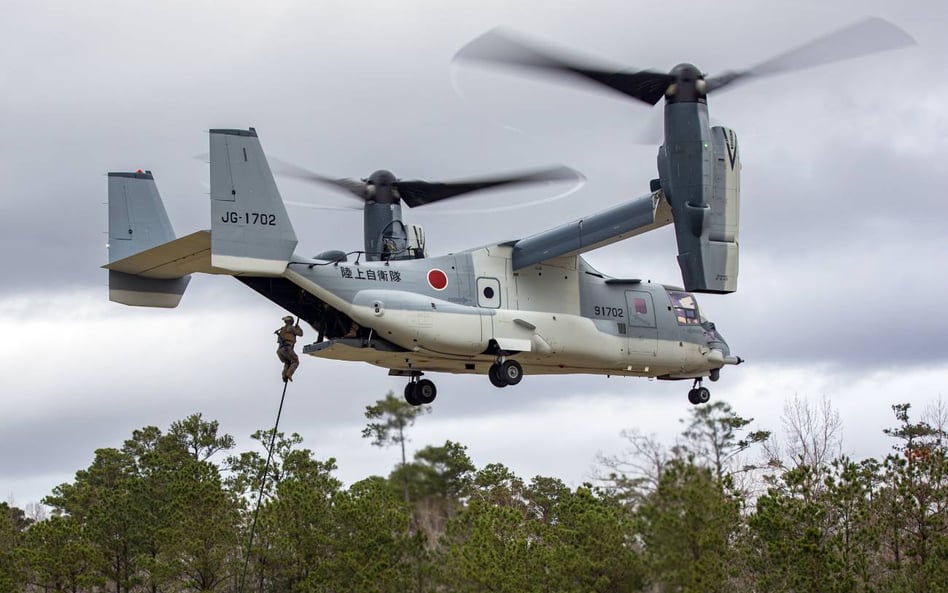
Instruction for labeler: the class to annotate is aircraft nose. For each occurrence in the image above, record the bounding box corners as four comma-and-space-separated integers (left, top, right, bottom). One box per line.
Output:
703, 323, 742, 365
702, 321, 729, 353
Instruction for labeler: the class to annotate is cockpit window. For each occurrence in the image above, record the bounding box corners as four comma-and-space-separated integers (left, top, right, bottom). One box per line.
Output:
667, 290, 704, 326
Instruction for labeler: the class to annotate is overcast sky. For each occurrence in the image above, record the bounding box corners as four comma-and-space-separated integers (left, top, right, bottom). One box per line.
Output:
2, 0, 947, 506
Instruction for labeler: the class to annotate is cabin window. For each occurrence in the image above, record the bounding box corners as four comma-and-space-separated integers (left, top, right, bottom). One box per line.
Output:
476, 277, 502, 308
667, 290, 703, 326
625, 290, 656, 329
633, 298, 648, 315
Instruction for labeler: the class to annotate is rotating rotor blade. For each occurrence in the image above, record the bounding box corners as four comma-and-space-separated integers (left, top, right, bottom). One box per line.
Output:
283, 201, 364, 212
270, 157, 367, 201
706, 17, 916, 92
455, 28, 674, 105
396, 165, 584, 208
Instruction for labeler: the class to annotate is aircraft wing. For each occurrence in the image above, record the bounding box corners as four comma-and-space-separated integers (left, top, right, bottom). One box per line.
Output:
103, 230, 232, 279
511, 191, 672, 269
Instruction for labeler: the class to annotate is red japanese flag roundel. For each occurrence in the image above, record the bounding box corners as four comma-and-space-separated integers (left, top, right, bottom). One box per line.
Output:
427, 268, 448, 291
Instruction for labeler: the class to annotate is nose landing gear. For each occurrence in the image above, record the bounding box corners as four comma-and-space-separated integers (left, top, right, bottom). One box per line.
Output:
687, 378, 711, 405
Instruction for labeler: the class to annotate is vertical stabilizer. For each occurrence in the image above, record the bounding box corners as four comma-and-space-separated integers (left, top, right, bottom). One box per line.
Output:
106, 171, 191, 307
108, 171, 175, 262
209, 128, 298, 274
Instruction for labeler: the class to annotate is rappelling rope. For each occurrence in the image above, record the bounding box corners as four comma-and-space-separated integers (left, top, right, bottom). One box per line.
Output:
238, 377, 289, 593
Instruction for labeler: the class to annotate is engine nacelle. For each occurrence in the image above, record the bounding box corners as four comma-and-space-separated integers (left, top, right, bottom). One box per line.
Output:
658, 114, 740, 294
706, 126, 740, 290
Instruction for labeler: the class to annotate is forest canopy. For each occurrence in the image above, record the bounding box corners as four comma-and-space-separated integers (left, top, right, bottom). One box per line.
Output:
2, 396, 946, 593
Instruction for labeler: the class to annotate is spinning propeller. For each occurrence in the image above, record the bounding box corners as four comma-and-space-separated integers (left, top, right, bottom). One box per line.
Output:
276, 163, 582, 208
456, 17, 915, 294
275, 161, 583, 262
454, 17, 915, 105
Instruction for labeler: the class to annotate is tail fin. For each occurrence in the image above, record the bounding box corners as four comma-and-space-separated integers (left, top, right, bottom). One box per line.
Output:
209, 128, 298, 274
107, 171, 191, 307
108, 171, 175, 262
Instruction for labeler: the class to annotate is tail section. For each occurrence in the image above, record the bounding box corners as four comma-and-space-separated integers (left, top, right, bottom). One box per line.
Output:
209, 128, 298, 275
105, 128, 296, 307
107, 171, 191, 307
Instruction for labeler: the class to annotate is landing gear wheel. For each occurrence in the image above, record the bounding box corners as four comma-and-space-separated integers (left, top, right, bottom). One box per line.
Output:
500, 360, 523, 386
488, 364, 507, 388
415, 379, 437, 404
688, 389, 700, 405
696, 386, 711, 404
687, 384, 711, 405
404, 382, 421, 406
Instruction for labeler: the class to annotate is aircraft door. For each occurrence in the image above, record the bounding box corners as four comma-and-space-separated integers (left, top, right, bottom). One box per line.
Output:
625, 290, 658, 354
477, 276, 501, 347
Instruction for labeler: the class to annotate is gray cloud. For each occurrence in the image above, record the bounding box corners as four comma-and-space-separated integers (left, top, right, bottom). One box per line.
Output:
1, 0, 946, 506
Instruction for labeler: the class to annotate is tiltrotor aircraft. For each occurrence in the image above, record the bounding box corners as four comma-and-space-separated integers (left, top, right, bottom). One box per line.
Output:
104, 18, 912, 406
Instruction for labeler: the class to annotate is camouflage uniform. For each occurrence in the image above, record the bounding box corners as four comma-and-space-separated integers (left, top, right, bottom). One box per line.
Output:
276, 316, 303, 382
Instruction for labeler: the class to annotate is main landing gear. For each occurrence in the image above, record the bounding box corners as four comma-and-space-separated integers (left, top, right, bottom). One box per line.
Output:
687, 378, 711, 406
488, 359, 523, 388
401, 358, 524, 405
404, 374, 437, 406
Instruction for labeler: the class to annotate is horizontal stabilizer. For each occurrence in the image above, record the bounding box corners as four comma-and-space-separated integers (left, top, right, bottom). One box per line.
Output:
103, 230, 232, 278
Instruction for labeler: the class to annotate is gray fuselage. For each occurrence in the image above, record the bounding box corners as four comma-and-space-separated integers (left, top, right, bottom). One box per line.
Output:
284, 243, 737, 381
